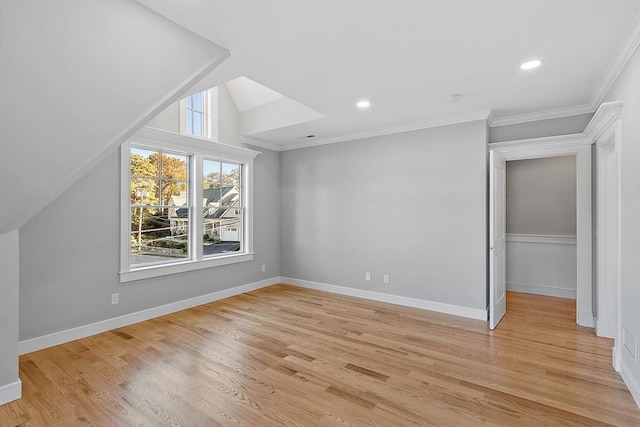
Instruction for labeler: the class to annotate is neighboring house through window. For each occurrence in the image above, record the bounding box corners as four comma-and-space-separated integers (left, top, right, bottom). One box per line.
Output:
120, 127, 259, 282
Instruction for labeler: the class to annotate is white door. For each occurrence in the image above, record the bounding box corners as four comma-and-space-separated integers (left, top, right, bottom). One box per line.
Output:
489, 150, 507, 329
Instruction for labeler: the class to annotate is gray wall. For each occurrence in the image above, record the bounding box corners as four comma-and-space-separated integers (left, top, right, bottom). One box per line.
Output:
0, 230, 19, 397
280, 120, 487, 311
603, 46, 640, 391
506, 156, 576, 235
489, 113, 593, 143
19, 145, 280, 340
218, 84, 242, 147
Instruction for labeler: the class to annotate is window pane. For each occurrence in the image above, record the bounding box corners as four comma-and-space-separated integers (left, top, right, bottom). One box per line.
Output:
203, 160, 220, 188
131, 207, 189, 266
161, 153, 188, 179
203, 214, 241, 257
186, 111, 193, 134
203, 159, 222, 205
192, 92, 202, 111
131, 148, 159, 178
221, 162, 240, 188
193, 112, 203, 136
218, 188, 240, 208
162, 180, 187, 205
186, 96, 193, 109
130, 178, 158, 205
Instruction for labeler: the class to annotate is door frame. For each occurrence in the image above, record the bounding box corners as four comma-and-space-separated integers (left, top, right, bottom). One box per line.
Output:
489, 134, 593, 327
583, 101, 623, 369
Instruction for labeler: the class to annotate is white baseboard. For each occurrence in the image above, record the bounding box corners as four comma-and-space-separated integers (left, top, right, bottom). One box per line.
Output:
19, 277, 280, 355
620, 360, 640, 410
613, 346, 621, 372
281, 277, 487, 321
578, 310, 595, 328
0, 379, 22, 405
506, 281, 577, 299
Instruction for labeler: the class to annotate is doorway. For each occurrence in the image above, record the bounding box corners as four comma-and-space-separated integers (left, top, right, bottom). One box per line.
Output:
505, 156, 577, 300
489, 136, 593, 329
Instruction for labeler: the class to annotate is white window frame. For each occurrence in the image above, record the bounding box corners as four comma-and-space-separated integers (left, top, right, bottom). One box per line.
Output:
179, 87, 218, 140
120, 126, 259, 283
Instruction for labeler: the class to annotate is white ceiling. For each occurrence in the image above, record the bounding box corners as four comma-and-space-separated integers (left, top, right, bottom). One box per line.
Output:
140, 0, 640, 150
224, 76, 285, 112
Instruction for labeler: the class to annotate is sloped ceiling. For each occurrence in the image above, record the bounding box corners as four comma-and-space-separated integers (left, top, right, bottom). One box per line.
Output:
0, 0, 229, 234
225, 76, 286, 112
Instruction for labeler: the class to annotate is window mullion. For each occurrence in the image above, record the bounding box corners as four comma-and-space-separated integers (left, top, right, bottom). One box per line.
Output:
192, 153, 204, 261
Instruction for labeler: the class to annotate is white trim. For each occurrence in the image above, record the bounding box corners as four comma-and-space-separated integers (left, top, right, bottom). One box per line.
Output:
241, 135, 284, 152
506, 281, 576, 299
613, 346, 621, 372
489, 104, 594, 127
134, 127, 260, 162
490, 133, 593, 327
506, 233, 576, 245
620, 360, 640, 409
0, 379, 22, 405
208, 86, 219, 142
584, 101, 624, 142
579, 311, 596, 328
281, 277, 487, 321
489, 133, 592, 154
19, 277, 280, 355
588, 102, 624, 352
120, 253, 255, 283
590, 15, 640, 112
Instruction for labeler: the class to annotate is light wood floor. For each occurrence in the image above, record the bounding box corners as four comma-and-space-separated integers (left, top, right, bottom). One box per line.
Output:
1, 285, 639, 426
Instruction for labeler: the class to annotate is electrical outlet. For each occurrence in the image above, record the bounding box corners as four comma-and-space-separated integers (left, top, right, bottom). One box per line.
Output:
365, 272, 371, 281
111, 293, 119, 305
261, 264, 266, 272
383, 274, 390, 284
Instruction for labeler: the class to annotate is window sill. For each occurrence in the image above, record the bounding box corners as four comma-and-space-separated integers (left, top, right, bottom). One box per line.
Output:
120, 252, 254, 283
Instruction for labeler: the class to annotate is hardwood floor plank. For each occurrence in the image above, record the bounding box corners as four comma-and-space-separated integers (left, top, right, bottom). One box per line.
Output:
2, 286, 639, 426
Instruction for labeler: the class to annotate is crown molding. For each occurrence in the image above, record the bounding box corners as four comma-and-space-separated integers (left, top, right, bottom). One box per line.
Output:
489, 104, 594, 127
490, 12, 639, 129
278, 109, 492, 151
583, 101, 624, 143
240, 135, 284, 152
590, 14, 640, 109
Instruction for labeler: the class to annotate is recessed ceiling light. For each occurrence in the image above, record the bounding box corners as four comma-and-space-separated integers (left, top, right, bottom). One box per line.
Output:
520, 59, 542, 70
356, 100, 371, 109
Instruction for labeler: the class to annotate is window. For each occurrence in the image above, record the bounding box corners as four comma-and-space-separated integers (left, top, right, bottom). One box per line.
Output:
121, 127, 259, 282
185, 91, 206, 136
180, 88, 217, 139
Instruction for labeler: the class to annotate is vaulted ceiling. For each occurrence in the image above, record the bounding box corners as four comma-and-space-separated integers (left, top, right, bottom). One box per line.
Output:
140, 0, 640, 150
